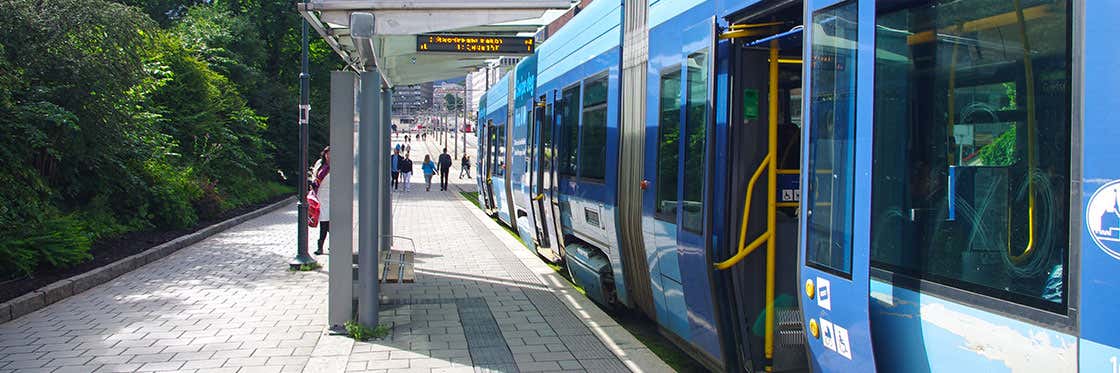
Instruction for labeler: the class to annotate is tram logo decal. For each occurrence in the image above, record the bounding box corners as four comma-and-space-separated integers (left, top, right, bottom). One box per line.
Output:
1087, 179, 1120, 260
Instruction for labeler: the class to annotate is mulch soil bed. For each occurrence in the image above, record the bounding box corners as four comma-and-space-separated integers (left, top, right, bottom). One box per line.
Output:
0, 194, 292, 304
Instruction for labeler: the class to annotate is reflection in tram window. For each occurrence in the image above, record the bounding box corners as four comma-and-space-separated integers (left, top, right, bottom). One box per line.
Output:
580, 75, 609, 181
656, 69, 682, 221
558, 85, 581, 176
806, 2, 858, 275
871, 0, 1070, 310
682, 51, 709, 233
495, 122, 506, 177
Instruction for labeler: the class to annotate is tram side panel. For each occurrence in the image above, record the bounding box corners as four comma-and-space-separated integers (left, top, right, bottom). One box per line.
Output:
534, 0, 630, 307
1080, 0, 1120, 370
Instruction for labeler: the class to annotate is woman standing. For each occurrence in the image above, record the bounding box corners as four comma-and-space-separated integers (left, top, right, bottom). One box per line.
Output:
311, 146, 330, 255
422, 155, 437, 191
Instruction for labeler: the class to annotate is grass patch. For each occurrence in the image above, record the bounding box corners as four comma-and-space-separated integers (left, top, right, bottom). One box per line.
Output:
458, 191, 707, 371
344, 320, 391, 341
290, 262, 322, 272
460, 191, 481, 208
611, 311, 710, 372
544, 261, 587, 296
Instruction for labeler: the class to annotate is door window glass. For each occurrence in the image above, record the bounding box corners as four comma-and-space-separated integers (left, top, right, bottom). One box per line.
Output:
559, 86, 581, 176
495, 121, 506, 177
806, 2, 858, 275
656, 69, 682, 221
871, 0, 1070, 310
580, 75, 609, 181
682, 52, 709, 233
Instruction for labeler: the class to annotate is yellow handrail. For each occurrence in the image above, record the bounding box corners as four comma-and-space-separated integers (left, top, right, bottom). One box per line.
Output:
1010, 0, 1037, 263
714, 153, 772, 270
763, 40, 779, 362
730, 21, 786, 30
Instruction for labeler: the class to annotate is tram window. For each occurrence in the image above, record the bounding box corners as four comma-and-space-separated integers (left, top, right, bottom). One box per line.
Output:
871, 0, 1070, 310
580, 75, 609, 181
495, 122, 505, 177
805, 2, 858, 275
541, 96, 553, 162
682, 51, 709, 233
655, 69, 682, 221
559, 85, 581, 177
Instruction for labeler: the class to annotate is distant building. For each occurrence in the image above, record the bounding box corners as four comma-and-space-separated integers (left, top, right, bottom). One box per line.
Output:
538, 0, 593, 43
392, 82, 433, 118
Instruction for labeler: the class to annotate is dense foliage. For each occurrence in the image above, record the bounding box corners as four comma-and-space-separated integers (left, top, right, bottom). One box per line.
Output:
0, 0, 340, 277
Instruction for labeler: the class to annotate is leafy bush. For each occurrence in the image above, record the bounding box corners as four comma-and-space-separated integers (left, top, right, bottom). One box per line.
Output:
0, 0, 336, 278
0, 215, 92, 278
979, 126, 1019, 166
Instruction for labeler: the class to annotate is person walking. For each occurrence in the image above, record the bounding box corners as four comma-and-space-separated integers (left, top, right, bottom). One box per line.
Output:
438, 148, 453, 191
311, 146, 331, 255
459, 154, 472, 179
422, 155, 437, 191
390, 148, 402, 190
399, 154, 414, 192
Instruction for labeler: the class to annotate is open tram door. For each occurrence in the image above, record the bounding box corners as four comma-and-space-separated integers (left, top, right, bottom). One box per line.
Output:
482, 119, 498, 212
796, 1, 876, 371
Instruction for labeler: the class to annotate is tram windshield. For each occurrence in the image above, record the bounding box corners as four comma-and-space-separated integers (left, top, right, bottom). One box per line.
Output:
871, 0, 1070, 310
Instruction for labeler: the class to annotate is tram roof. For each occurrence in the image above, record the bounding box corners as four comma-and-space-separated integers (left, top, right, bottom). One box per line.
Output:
297, 0, 574, 87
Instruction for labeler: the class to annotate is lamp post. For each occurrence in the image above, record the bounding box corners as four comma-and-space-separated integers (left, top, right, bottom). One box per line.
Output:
291, 15, 317, 269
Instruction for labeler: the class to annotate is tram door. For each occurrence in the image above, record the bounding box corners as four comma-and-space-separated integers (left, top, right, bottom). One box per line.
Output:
717, 39, 807, 371
483, 121, 497, 211
530, 95, 562, 260
798, 2, 876, 371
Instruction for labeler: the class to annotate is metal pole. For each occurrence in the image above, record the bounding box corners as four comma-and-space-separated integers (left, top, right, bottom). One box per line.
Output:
461, 80, 467, 158
381, 88, 392, 252
454, 82, 460, 159
357, 70, 381, 328
327, 71, 356, 331
291, 18, 316, 269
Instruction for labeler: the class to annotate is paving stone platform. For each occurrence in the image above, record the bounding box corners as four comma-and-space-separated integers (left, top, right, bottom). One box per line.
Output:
0, 134, 671, 373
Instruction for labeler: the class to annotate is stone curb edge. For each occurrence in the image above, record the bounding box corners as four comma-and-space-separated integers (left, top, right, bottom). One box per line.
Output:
0, 195, 297, 325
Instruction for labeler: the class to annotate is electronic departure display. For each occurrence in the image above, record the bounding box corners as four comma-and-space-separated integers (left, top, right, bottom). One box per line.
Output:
416, 34, 534, 54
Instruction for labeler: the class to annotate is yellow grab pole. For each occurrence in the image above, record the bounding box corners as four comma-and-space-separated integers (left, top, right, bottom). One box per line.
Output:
764, 40, 779, 362
1010, 0, 1037, 263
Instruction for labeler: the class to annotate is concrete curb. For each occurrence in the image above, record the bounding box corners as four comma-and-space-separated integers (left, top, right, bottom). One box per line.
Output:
0, 195, 296, 325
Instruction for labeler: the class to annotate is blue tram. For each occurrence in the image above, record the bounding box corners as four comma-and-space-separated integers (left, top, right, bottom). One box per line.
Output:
475, 0, 1120, 371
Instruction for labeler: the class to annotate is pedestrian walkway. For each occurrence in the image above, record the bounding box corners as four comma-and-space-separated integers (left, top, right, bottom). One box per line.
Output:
0, 134, 669, 373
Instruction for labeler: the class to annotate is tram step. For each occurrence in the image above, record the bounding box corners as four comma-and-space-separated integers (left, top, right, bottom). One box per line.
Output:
772, 306, 809, 372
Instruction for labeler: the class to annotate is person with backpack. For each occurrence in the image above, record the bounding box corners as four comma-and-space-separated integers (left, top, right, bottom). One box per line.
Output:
310, 146, 330, 255
438, 148, 453, 191
399, 153, 414, 192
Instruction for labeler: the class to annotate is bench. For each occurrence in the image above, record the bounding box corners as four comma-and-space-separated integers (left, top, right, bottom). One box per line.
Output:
381, 249, 415, 283
352, 239, 416, 284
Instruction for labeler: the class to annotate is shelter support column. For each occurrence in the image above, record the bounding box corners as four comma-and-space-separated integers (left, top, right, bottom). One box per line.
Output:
357, 70, 381, 328
328, 71, 356, 330
381, 88, 392, 252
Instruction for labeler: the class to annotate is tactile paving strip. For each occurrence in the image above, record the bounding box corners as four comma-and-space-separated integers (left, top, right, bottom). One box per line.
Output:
383, 297, 519, 373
